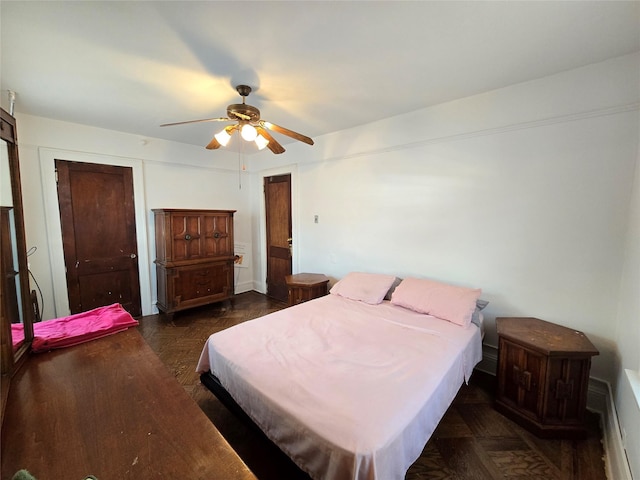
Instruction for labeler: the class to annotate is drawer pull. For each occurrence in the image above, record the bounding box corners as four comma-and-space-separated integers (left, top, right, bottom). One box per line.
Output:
185, 234, 192, 240
213, 232, 220, 239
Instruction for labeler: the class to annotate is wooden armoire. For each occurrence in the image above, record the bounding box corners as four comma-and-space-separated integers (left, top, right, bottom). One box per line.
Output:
153, 209, 235, 315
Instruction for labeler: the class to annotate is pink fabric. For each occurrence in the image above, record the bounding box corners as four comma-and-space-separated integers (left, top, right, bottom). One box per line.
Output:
10, 323, 25, 347
329, 272, 397, 305
12, 303, 138, 352
391, 277, 481, 327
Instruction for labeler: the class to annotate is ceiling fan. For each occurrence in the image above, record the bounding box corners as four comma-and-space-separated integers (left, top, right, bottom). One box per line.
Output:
160, 85, 314, 154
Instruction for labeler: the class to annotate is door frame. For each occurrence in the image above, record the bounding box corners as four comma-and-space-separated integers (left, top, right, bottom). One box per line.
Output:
39, 148, 152, 317
257, 164, 298, 294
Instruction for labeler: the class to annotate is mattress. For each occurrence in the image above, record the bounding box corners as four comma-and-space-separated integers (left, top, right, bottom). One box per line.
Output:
196, 293, 483, 480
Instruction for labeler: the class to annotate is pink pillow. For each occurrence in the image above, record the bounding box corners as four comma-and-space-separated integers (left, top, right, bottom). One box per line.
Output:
330, 272, 397, 305
391, 277, 481, 327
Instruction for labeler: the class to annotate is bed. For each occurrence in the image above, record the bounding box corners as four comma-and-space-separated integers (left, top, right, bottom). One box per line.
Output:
196, 273, 485, 480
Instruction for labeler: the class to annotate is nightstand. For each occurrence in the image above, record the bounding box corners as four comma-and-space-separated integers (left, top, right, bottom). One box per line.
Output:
285, 273, 329, 306
495, 317, 598, 438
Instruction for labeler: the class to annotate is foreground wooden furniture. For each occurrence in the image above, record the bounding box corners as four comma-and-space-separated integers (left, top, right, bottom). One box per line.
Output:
1, 328, 257, 480
495, 316, 599, 438
154, 209, 235, 315
1, 108, 34, 424
285, 273, 329, 306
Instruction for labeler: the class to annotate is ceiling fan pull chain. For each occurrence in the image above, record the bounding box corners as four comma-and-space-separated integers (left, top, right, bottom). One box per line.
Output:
238, 149, 242, 190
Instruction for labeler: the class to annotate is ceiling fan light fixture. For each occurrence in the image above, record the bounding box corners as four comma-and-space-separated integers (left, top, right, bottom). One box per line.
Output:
241, 123, 258, 141
255, 134, 269, 150
214, 128, 232, 146
161, 84, 313, 155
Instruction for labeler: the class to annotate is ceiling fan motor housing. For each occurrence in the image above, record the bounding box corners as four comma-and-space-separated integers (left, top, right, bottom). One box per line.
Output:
236, 84, 252, 97
227, 103, 260, 122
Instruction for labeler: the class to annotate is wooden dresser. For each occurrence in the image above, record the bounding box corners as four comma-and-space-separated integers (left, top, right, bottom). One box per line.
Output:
285, 273, 329, 306
153, 209, 235, 315
1, 328, 257, 480
495, 317, 599, 438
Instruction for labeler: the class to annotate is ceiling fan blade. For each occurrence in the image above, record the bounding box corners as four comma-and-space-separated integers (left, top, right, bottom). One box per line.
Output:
205, 137, 222, 150
260, 121, 314, 145
256, 126, 285, 154
160, 117, 231, 127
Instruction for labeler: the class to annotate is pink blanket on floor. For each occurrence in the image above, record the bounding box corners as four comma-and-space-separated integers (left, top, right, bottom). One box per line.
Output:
11, 303, 139, 352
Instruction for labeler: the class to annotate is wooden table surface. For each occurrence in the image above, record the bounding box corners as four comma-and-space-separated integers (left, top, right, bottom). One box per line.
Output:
1, 328, 257, 480
284, 273, 329, 287
496, 317, 599, 356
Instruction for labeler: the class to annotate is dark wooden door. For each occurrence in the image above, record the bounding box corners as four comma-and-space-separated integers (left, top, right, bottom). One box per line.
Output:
264, 174, 292, 302
56, 160, 141, 316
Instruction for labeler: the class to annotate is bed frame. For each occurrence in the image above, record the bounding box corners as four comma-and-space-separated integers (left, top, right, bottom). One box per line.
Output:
200, 371, 264, 433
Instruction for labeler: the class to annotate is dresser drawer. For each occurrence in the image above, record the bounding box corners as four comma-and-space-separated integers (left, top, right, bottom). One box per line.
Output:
156, 261, 232, 313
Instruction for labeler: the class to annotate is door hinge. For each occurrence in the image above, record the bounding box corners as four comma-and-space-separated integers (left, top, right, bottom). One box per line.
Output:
54, 167, 58, 184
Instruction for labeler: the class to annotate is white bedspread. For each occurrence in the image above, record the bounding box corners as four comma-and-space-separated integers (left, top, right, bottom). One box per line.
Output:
196, 293, 482, 480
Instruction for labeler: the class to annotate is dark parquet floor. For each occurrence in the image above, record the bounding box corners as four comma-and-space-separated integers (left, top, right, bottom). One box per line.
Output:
138, 291, 607, 480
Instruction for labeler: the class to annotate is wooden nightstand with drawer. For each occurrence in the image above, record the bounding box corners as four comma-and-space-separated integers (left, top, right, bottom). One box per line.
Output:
495, 317, 599, 438
285, 273, 329, 306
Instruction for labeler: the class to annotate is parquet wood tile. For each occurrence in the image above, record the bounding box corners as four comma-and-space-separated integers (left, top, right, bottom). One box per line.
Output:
138, 291, 607, 480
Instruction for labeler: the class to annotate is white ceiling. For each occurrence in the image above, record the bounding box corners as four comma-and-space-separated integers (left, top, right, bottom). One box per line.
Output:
1, 1, 639, 150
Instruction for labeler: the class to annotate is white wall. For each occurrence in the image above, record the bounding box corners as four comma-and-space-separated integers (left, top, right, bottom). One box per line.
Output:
251, 53, 640, 386
614, 109, 640, 478
14, 114, 254, 320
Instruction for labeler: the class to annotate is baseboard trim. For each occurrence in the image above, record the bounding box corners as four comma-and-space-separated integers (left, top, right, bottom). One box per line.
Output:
233, 281, 254, 295
595, 378, 633, 480
478, 344, 632, 480
475, 344, 498, 376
